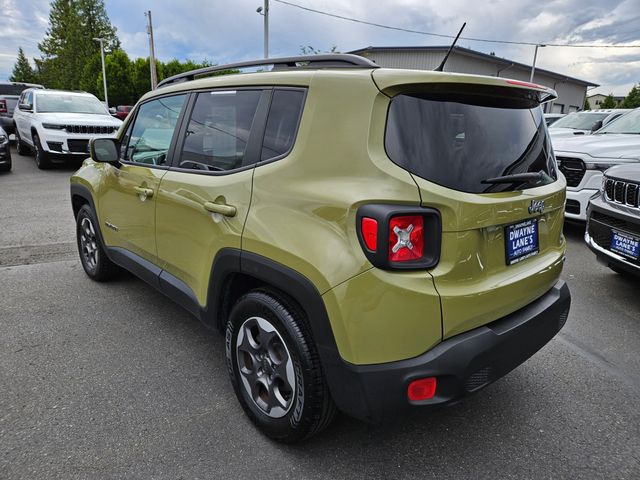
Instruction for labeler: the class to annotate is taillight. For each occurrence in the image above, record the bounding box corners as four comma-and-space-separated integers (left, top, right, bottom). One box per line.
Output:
356, 205, 441, 270
389, 215, 424, 262
361, 217, 378, 251
0, 100, 7, 114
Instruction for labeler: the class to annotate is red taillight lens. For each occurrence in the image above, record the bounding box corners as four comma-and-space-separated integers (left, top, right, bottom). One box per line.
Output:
389, 215, 424, 262
407, 377, 437, 401
0, 100, 7, 114
361, 217, 378, 251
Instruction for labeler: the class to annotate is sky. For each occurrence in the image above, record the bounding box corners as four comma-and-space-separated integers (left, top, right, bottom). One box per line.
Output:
1, 0, 639, 96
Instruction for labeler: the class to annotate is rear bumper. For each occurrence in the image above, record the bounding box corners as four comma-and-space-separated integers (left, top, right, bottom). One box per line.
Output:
326, 280, 571, 422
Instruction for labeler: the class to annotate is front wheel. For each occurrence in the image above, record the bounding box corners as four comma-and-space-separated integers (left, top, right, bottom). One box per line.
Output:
76, 205, 119, 281
225, 291, 336, 443
33, 133, 51, 169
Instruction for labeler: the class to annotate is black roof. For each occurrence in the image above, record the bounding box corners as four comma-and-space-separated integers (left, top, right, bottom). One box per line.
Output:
349, 45, 598, 87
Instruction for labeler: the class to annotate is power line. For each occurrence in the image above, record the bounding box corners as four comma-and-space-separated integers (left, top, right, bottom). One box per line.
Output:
273, 0, 640, 49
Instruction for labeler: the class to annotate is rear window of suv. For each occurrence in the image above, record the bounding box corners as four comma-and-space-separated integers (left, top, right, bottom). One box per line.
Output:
385, 94, 556, 193
0, 84, 30, 96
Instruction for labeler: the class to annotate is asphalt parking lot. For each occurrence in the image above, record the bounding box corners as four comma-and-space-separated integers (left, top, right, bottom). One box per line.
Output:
1, 146, 639, 480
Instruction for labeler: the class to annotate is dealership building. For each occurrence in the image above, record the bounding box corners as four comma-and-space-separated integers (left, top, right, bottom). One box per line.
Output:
350, 46, 598, 114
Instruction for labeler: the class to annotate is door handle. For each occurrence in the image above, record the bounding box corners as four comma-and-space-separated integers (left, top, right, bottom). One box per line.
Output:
204, 201, 236, 217
134, 186, 154, 198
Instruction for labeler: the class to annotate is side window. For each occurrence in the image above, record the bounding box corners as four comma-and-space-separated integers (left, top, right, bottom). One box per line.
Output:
123, 94, 187, 166
179, 90, 262, 172
26, 91, 33, 107
260, 89, 305, 161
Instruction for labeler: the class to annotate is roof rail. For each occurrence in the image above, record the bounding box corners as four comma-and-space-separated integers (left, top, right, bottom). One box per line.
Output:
157, 54, 379, 88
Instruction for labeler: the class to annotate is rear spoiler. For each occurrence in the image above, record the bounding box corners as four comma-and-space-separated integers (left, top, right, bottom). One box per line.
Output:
372, 70, 557, 107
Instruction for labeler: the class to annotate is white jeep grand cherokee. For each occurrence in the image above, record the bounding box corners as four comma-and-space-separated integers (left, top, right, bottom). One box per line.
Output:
13, 89, 122, 169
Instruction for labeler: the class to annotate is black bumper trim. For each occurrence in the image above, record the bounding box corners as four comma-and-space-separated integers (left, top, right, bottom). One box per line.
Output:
324, 280, 571, 422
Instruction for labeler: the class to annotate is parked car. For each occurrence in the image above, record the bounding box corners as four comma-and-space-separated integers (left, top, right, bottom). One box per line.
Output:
549, 109, 630, 139
0, 126, 11, 172
585, 164, 640, 277
0, 81, 44, 136
70, 54, 570, 442
553, 107, 640, 221
112, 105, 133, 121
544, 113, 565, 126
13, 89, 122, 169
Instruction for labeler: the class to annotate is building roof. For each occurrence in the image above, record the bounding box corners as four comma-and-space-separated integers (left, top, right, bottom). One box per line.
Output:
349, 45, 599, 87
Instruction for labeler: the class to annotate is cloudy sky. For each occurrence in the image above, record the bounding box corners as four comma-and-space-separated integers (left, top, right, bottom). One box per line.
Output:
1, 0, 639, 95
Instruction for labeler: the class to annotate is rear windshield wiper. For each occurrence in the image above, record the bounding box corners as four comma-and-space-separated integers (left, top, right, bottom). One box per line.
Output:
481, 171, 550, 185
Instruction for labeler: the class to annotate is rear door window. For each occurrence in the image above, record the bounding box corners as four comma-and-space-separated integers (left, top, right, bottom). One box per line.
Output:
178, 90, 262, 172
385, 94, 556, 193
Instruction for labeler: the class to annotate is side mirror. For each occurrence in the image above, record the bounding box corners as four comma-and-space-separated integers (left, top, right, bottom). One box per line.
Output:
590, 120, 603, 132
89, 138, 119, 163
18, 103, 32, 111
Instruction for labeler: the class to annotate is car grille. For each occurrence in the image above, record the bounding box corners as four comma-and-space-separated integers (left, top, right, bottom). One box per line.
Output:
67, 139, 89, 153
604, 177, 640, 208
557, 156, 586, 187
64, 125, 117, 135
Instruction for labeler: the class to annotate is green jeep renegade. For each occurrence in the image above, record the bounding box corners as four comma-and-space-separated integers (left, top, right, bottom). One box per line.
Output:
70, 54, 571, 442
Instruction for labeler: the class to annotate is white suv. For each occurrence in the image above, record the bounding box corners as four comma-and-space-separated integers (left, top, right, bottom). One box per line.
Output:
549, 109, 630, 140
13, 89, 122, 169
553, 107, 640, 221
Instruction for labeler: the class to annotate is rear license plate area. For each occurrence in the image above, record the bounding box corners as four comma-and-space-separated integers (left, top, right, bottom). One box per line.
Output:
610, 230, 640, 260
505, 218, 539, 265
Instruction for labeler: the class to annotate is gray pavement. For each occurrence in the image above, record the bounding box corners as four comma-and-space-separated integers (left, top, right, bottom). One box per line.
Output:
1, 146, 639, 479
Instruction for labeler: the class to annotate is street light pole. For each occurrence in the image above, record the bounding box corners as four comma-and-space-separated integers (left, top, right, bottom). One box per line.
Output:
530, 44, 546, 83
93, 37, 108, 108
256, 1, 269, 59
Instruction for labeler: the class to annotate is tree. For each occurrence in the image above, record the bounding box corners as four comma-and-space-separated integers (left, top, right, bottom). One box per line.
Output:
96, 50, 133, 106
600, 94, 617, 109
583, 98, 591, 110
10, 47, 37, 83
37, 0, 119, 90
299, 45, 339, 55
622, 84, 640, 109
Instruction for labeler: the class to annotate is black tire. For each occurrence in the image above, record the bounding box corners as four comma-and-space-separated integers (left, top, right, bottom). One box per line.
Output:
32, 132, 52, 169
15, 129, 30, 156
0, 160, 10, 172
225, 290, 336, 443
75, 205, 119, 281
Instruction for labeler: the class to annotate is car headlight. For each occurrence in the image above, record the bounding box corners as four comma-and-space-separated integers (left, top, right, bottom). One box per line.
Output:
42, 123, 65, 130
0, 134, 7, 143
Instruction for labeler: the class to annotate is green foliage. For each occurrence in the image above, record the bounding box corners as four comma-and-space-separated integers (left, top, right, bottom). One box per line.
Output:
9, 47, 37, 83
600, 94, 617, 109
621, 84, 640, 109
37, 0, 119, 90
97, 50, 133, 106
583, 98, 591, 110
299, 45, 340, 55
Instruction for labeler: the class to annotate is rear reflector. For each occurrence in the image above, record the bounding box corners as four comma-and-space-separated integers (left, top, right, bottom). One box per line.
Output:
407, 377, 437, 401
389, 215, 424, 262
361, 217, 378, 251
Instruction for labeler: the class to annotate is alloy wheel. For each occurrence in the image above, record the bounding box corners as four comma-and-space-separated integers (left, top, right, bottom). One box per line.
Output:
236, 316, 296, 418
79, 216, 99, 271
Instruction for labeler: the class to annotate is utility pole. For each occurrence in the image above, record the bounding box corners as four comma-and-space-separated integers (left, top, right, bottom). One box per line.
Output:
93, 38, 108, 108
256, 0, 269, 58
530, 44, 546, 83
145, 11, 158, 90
